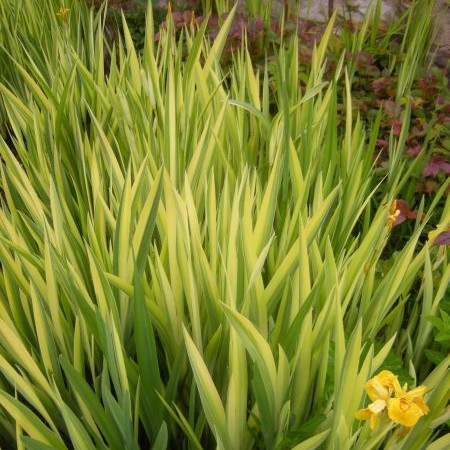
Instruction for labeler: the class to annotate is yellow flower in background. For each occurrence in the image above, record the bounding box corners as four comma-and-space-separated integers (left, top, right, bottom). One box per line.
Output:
356, 371, 429, 430
387, 200, 400, 230
56, 6, 70, 21
387, 385, 429, 428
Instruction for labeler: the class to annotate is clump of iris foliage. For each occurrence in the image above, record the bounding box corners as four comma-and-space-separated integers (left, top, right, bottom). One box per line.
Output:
0, 0, 448, 449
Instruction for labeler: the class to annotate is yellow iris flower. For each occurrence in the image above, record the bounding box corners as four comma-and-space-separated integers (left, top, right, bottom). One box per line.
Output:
56, 6, 70, 21
355, 370, 401, 429
355, 370, 429, 430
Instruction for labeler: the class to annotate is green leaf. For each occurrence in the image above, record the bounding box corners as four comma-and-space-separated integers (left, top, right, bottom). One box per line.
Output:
0, 391, 65, 450
60, 356, 123, 448
133, 258, 163, 436
57, 400, 97, 450
222, 305, 277, 418
132, 168, 163, 274
151, 422, 168, 450
290, 429, 331, 450
183, 327, 229, 449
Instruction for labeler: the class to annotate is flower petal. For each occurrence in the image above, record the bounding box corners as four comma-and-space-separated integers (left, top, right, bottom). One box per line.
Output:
387, 397, 426, 427
370, 412, 381, 430
365, 370, 402, 399
413, 396, 430, 415
355, 408, 372, 420
368, 399, 387, 414
367, 380, 390, 401
404, 385, 427, 399
355, 406, 383, 430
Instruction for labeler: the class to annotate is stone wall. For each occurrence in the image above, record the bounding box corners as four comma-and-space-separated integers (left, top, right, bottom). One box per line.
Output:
155, 0, 449, 65
433, 0, 450, 67
159, 1, 409, 19
241, 0, 403, 20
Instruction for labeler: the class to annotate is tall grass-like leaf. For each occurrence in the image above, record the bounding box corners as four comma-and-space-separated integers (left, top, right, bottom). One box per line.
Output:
253, 149, 282, 255
328, 321, 364, 449
132, 168, 163, 271
0, 316, 54, 398
60, 355, 123, 449
156, 393, 203, 450
0, 1, 447, 448
56, 399, 98, 450
264, 185, 340, 311
183, 326, 229, 448
151, 422, 168, 450
87, 107, 125, 190
222, 305, 278, 427
0, 353, 58, 433
0, 391, 66, 450
121, 11, 141, 93
427, 434, 450, 450
29, 280, 64, 387
203, 3, 237, 77
133, 258, 163, 438
21, 437, 63, 450
225, 330, 248, 450
290, 429, 331, 450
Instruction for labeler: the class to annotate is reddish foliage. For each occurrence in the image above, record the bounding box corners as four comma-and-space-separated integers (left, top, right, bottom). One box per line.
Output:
381, 99, 398, 117
389, 117, 402, 136
416, 180, 439, 194
437, 113, 450, 123
356, 51, 374, 69
434, 231, 450, 246
423, 155, 450, 178
407, 145, 421, 157
393, 199, 424, 226
372, 76, 391, 94
376, 138, 389, 148
358, 102, 368, 112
